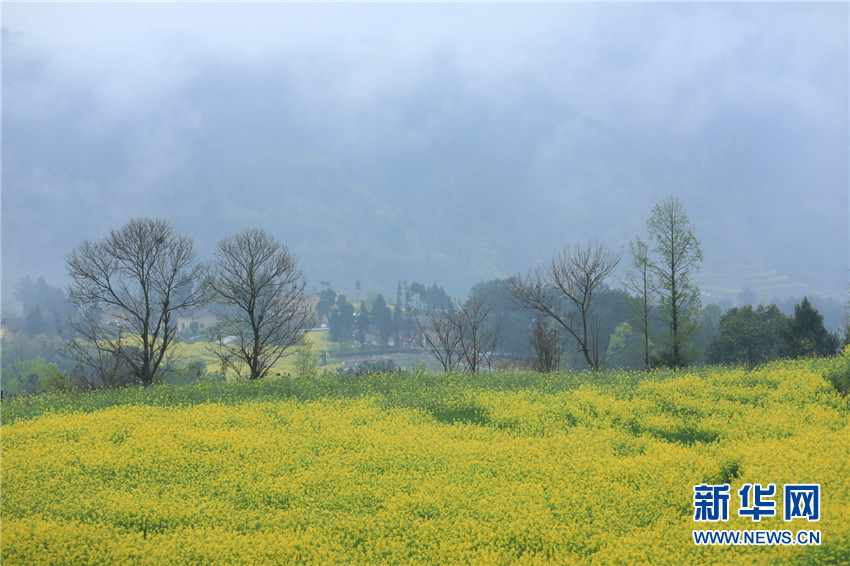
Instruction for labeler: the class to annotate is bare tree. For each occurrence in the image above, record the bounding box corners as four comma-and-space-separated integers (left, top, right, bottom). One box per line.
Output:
206, 228, 314, 380
528, 317, 562, 373
413, 295, 500, 374
455, 295, 501, 373
64, 218, 205, 387
508, 241, 622, 370
413, 306, 462, 372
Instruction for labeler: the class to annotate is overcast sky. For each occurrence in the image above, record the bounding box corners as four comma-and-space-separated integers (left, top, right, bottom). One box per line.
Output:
2, 1, 848, 306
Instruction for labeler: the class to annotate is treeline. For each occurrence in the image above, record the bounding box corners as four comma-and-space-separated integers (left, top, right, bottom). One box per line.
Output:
2, 276, 78, 396
401, 197, 711, 372
2, 204, 848, 397
706, 298, 842, 366
4, 275, 75, 337
12, 270, 839, 368
316, 277, 844, 372
317, 281, 450, 347
316, 196, 847, 373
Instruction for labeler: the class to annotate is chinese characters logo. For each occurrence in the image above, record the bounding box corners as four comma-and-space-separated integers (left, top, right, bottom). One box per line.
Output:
693, 483, 820, 523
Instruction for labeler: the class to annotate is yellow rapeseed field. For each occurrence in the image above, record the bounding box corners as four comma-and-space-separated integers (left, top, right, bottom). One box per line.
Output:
1, 358, 847, 565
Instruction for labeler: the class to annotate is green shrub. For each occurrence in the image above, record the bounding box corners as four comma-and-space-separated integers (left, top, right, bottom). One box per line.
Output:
1, 357, 72, 396
824, 346, 850, 396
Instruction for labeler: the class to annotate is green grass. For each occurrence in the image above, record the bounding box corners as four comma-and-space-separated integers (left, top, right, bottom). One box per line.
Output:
173, 329, 340, 377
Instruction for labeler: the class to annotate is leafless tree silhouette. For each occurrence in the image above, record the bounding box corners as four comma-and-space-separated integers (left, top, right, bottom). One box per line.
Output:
206, 228, 314, 380
508, 241, 622, 370
64, 218, 205, 386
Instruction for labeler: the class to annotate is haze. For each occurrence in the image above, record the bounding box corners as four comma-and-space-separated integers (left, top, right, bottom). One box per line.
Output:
2, 2, 848, 307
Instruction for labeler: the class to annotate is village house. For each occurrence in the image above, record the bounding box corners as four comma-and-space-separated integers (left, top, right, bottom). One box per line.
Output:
176, 309, 220, 333
100, 307, 220, 334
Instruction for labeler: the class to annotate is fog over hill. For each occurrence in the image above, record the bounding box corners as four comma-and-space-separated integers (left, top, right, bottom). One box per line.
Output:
2, 2, 848, 307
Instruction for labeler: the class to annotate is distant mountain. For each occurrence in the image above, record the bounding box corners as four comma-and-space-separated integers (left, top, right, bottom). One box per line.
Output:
3, 38, 847, 304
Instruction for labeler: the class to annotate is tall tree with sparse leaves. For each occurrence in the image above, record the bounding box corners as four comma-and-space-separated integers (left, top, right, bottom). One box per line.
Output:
623, 237, 654, 370
647, 196, 703, 368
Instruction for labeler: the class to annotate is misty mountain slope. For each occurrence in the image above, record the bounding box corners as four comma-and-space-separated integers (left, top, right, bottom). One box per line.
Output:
2, 3, 847, 301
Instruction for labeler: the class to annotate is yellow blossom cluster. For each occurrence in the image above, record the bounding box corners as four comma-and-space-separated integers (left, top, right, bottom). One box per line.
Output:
1, 359, 847, 564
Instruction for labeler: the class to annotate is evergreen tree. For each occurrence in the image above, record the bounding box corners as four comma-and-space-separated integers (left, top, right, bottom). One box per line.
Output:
372, 294, 393, 348
783, 297, 839, 358
426, 284, 452, 310
316, 288, 337, 322
409, 282, 426, 309
14, 275, 73, 334
706, 304, 788, 366
24, 305, 45, 336
329, 295, 355, 343
356, 301, 370, 344
392, 282, 405, 342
